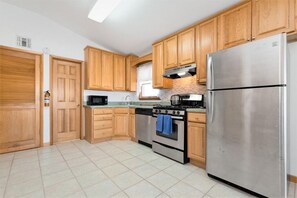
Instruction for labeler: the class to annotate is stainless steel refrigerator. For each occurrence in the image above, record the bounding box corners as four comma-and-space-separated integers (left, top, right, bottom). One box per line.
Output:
206, 34, 288, 197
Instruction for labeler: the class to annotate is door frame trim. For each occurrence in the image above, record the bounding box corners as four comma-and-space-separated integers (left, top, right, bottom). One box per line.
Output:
50, 55, 84, 145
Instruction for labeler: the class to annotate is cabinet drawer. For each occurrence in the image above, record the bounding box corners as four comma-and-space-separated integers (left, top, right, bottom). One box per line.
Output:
93, 108, 113, 115
94, 114, 113, 121
94, 128, 113, 139
94, 120, 113, 129
129, 108, 135, 114
188, 113, 206, 123
114, 108, 129, 114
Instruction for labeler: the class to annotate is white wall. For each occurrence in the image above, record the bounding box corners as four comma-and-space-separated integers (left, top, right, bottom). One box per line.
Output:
288, 42, 297, 177
0, 2, 135, 144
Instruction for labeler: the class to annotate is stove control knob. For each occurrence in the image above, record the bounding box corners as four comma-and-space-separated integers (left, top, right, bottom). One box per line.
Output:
173, 111, 176, 115
165, 110, 168, 114
177, 111, 180, 115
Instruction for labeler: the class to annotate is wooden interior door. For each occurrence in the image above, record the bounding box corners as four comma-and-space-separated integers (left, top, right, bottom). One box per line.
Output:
52, 57, 81, 144
0, 46, 42, 153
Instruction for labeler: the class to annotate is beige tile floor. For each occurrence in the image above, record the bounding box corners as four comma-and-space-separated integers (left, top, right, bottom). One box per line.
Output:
0, 140, 296, 198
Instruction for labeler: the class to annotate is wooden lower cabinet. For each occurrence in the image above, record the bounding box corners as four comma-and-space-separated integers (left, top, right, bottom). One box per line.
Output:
114, 108, 129, 137
187, 112, 206, 169
128, 108, 136, 140
85, 108, 114, 143
85, 107, 134, 143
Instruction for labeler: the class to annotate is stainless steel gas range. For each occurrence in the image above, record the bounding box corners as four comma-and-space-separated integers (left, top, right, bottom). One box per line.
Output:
152, 94, 204, 164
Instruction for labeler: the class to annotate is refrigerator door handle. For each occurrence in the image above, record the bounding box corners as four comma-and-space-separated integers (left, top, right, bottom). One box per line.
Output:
207, 91, 214, 123
207, 55, 214, 90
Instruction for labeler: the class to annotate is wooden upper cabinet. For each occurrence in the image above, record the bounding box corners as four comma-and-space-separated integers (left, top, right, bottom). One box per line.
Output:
218, 2, 252, 50
113, 54, 126, 91
101, 51, 114, 90
85, 48, 102, 89
152, 42, 173, 89
178, 28, 195, 65
252, 0, 295, 39
164, 35, 178, 69
126, 55, 138, 91
196, 17, 217, 84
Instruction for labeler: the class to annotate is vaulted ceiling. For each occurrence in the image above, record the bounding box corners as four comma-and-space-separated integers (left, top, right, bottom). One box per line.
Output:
1, 0, 240, 56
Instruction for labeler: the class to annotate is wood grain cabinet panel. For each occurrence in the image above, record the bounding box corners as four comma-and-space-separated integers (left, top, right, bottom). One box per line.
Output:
188, 122, 206, 163
252, 0, 295, 39
84, 48, 101, 89
128, 108, 136, 140
114, 109, 129, 137
152, 42, 173, 89
218, 2, 252, 50
164, 35, 178, 69
187, 112, 206, 168
178, 28, 195, 65
125, 55, 138, 92
196, 18, 217, 84
101, 51, 114, 90
113, 54, 126, 91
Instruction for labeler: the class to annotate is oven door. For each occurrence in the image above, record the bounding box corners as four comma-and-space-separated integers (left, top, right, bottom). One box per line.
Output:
152, 116, 185, 150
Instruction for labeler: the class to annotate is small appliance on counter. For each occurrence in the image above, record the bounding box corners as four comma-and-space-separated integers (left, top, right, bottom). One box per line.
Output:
152, 93, 205, 164
87, 95, 108, 105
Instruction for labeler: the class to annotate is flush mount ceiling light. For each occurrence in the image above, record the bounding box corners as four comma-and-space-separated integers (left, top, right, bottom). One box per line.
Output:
88, 0, 122, 23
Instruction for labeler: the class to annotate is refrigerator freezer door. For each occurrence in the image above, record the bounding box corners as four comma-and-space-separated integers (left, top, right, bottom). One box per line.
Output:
206, 87, 287, 197
207, 34, 287, 90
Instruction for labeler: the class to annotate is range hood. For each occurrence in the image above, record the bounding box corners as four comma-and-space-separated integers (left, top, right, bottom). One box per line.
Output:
163, 64, 196, 79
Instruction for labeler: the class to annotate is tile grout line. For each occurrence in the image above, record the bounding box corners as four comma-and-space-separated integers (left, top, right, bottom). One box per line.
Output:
2, 153, 15, 198
72, 140, 129, 197
37, 149, 48, 198
55, 141, 88, 198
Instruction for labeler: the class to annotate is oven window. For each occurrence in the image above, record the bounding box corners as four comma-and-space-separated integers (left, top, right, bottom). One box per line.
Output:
156, 123, 178, 140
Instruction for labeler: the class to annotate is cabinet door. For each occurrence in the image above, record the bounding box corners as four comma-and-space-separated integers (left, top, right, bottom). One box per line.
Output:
85, 48, 101, 89
178, 28, 195, 65
114, 114, 129, 136
101, 51, 114, 90
129, 114, 135, 139
196, 18, 217, 84
113, 54, 126, 91
152, 42, 173, 89
252, 0, 294, 39
218, 2, 252, 50
187, 122, 206, 163
164, 35, 178, 69
125, 55, 138, 91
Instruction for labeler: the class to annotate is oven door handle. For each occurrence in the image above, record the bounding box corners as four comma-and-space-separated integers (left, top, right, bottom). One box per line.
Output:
152, 115, 183, 120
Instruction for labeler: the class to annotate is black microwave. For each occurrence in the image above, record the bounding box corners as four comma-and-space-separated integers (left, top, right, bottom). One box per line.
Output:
87, 95, 108, 105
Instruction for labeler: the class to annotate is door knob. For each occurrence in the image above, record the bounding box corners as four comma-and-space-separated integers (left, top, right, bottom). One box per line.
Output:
77, 104, 80, 107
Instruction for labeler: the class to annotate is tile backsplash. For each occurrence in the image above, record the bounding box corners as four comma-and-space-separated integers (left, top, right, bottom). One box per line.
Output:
157, 75, 206, 100
137, 62, 206, 101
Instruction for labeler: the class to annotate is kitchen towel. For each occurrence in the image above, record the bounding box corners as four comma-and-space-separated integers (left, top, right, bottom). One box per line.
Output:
163, 115, 173, 135
156, 114, 164, 132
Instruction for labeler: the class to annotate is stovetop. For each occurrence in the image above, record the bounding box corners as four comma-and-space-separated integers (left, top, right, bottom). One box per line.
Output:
153, 105, 205, 110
